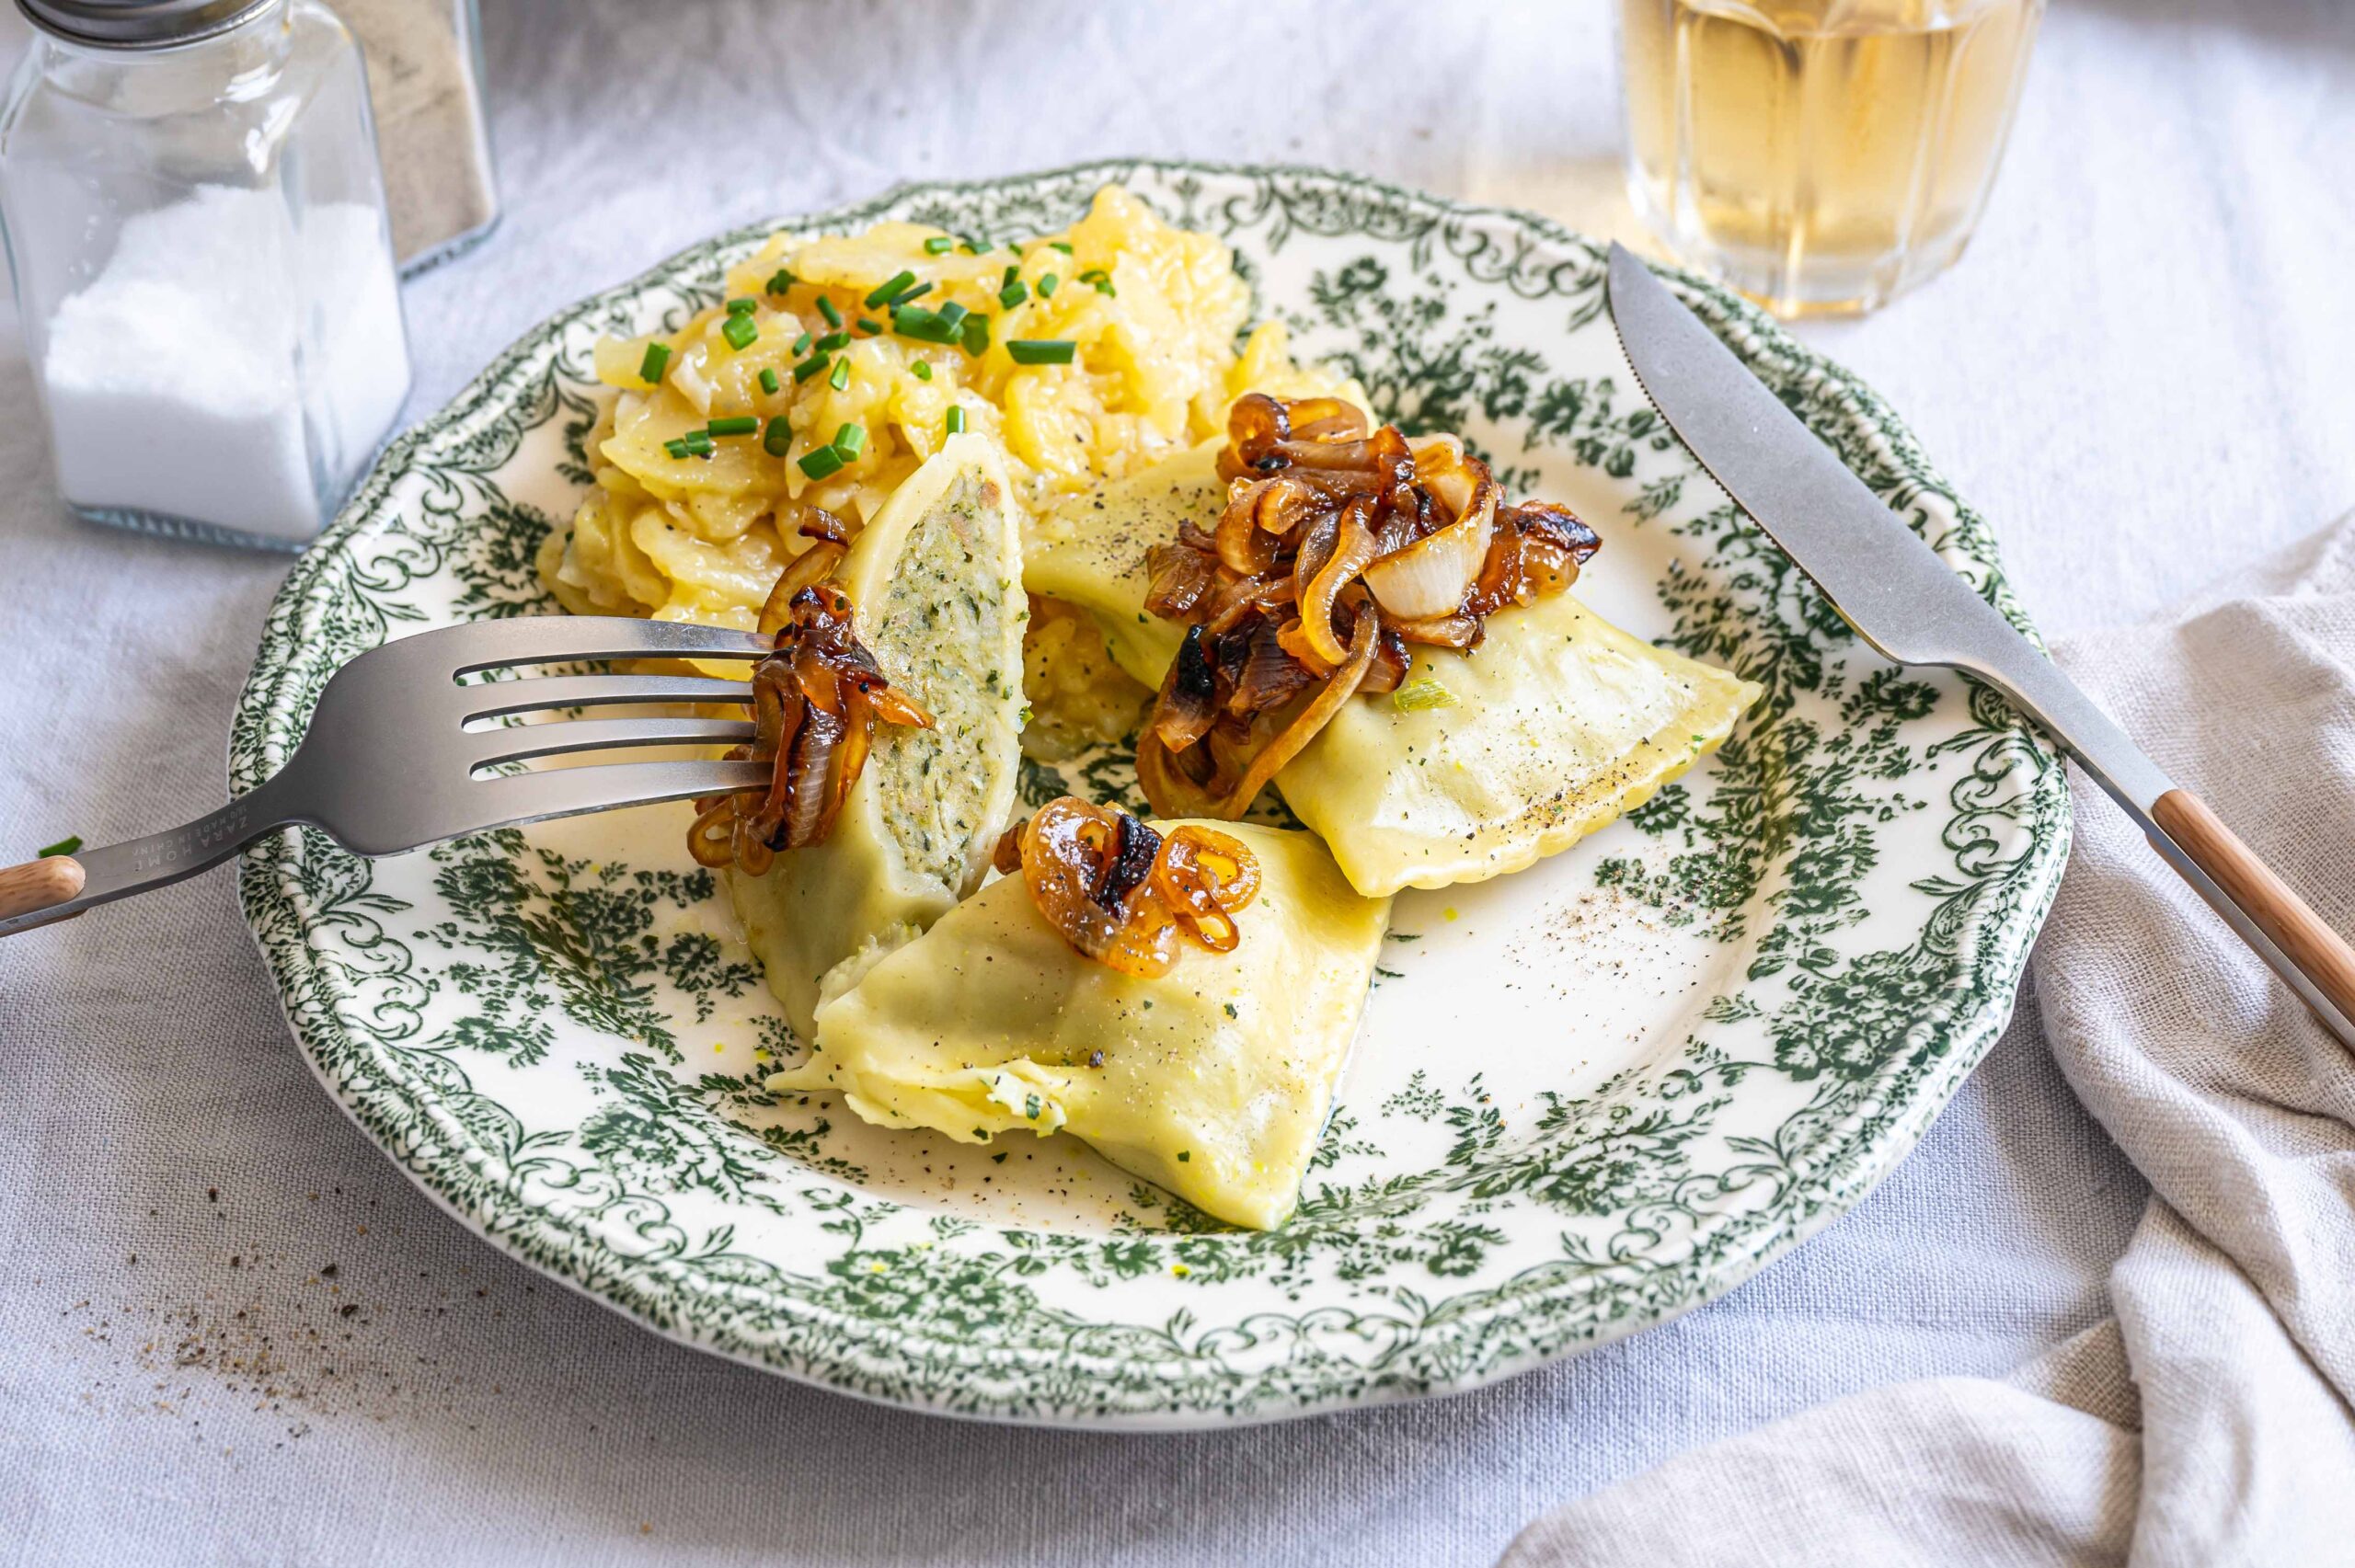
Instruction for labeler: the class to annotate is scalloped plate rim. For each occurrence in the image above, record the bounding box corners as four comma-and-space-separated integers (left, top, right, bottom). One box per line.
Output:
229, 157, 2071, 1428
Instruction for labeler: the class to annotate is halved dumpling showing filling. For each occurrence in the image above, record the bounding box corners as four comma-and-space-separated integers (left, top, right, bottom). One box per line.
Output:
729, 435, 1027, 1038
788, 822, 1392, 1230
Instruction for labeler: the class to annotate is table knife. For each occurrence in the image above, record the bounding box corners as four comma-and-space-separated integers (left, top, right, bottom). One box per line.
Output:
1605, 243, 2355, 1048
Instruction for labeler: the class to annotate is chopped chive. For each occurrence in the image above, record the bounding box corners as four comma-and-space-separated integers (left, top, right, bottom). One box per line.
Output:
828, 356, 850, 390
638, 341, 671, 383
1038, 272, 1059, 297
721, 313, 758, 350
833, 421, 866, 457
1007, 338, 1075, 365
1392, 677, 1459, 712
998, 280, 1028, 309
1048, 241, 1074, 255
37, 835, 82, 858
960, 313, 991, 357
912, 361, 933, 381
764, 267, 796, 294
798, 444, 845, 480
816, 295, 843, 327
664, 438, 690, 459
791, 350, 831, 382
935, 300, 970, 331
707, 415, 759, 436
1079, 268, 1116, 297
856, 315, 882, 335
814, 330, 850, 353
958, 235, 982, 255
865, 270, 917, 308
1001, 263, 1018, 288
763, 415, 793, 455
791, 331, 812, 354
758, 366, 781, 395
887, 280, 933, 308
923, 235, 955, 255
944, 406, 967, 436
890, 304, 959, 345
683, 431, 716, 456
725, 296, 756, 316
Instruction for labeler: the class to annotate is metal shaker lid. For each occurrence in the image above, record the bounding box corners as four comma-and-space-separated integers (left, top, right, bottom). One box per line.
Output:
15, 0, 276, 49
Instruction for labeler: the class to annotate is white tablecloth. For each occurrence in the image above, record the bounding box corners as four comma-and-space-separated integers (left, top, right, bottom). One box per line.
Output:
1, 2, 2349, 1563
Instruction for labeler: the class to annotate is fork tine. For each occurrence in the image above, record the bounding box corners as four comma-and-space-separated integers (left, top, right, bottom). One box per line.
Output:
468, 715, 757, 768
461, 673, 752, 720
428, 615, 771, 676
467, 759, 772, 833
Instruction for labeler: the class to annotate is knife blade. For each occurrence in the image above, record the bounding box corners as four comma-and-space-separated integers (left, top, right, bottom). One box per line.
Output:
1603, 242, 2355, 1048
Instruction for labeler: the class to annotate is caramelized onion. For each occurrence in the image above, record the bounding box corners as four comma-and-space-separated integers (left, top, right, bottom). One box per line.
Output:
1362, 475, 1495, 619
1228, 616, 1315, 715
1278, 397, 1366, 444
1211, 601, 1378, 818
1223, 392, 1292, 475
1387, 610, 1482, 648
755, 540, 848, 636
1135, 394, 1600, 818
1153, 825, 1260, 952
1149, 625, 1220, 751
1215, 478, 1283, 576
1143, 541, 1216, 620
1409, 434, 1476, 517
1360, 625, 1409, 695
689, 575, 934, 876
1008, 796, 1261, 977
1300, 496, 1378, 666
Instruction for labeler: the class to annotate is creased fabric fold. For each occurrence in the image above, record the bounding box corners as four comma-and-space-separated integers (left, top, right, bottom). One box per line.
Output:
1499, 517, 2355, 1568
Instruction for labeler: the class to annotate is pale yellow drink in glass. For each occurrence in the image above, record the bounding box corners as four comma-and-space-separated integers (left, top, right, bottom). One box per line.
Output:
1621, 0, 2042, 316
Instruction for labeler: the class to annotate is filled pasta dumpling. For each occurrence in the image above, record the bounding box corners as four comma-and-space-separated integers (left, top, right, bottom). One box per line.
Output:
729, 436, 1028, 1038
1278, 593, 1760, 893
1022, 436, 1218, 690
788, 821, 1393, 1230
1023, 428, 1763, 898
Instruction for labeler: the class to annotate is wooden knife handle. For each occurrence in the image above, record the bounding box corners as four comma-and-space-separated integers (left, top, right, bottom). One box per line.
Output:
2150, 789, 2355, 1026
0, 855, 86, 927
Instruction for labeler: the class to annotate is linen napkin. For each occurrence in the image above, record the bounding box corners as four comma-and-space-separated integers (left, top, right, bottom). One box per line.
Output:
1496, 514, 2355, 1567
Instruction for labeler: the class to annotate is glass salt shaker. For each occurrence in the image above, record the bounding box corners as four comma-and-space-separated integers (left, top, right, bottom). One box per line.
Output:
0, 0, 413, 550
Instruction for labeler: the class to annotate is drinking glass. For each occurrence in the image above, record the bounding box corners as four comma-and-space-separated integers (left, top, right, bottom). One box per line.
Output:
1619, 0, 2044, 316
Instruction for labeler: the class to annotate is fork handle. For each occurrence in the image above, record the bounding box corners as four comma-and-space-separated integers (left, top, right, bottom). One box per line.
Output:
2149, 789, 2355, 1034
0, 774, 304, 938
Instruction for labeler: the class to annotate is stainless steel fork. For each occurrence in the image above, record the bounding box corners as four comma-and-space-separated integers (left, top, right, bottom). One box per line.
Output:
0, 617, 775, 938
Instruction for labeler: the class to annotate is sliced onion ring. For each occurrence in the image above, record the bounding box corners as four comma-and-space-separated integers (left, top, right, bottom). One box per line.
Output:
1138, 602, 1381, 822
1299, 495, 1379, 666
1010, 796, 1263, 975
755, 540, 849, 636
1362, 475, 1496, 620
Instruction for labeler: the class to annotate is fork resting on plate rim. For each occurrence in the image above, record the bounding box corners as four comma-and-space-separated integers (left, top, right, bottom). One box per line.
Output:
0, 616, 773, 938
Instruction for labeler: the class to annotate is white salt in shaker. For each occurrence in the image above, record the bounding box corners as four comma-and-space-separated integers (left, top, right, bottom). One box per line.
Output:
0, 0, 412, 549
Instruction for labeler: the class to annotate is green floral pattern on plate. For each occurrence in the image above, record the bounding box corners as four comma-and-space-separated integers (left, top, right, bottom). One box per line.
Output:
232, 161, 2069, 1427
